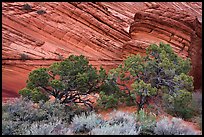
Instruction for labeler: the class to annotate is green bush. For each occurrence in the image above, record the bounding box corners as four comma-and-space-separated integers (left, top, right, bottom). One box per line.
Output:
97, 91, 119, 109
31, 89, 49, 103
19, 55, 108, 109
97, 42, 194, 115
19, 88, 49, 103
135, 109, 156, 135
162, 89, 194, 120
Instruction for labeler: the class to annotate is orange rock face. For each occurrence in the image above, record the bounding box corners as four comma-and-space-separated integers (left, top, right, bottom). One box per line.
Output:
2, 2, 202, 98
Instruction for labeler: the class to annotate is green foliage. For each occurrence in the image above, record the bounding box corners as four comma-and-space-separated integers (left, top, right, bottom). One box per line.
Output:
97, 42, 194, 114
19, 88, 49, 103
97, 91, 118, 109
131, 80, 157, 97
26, 68, 50, 89
131, 80, 157, 110
135, 109, 156, 135
19, 55, 108, 109
163, 90, 202, 120
163, 73, 194, 119
162, 89, 194, 119
19, 88, 32, 98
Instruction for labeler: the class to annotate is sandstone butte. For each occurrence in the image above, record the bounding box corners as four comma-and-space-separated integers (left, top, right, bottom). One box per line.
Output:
2, 2, 202, 99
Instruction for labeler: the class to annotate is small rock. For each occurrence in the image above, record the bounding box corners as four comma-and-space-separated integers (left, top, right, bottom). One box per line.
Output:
36, 10, 46, 15
35, 41, 45, 46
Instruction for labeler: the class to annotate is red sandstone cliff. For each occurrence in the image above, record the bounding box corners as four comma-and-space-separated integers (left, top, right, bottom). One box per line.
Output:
2, 2, 202, 98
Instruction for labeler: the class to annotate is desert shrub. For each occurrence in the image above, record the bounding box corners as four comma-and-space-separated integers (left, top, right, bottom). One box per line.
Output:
2, 98, 88, 135
70, 112, 103, 134
19, 55, 108, 110
24, 120, 72, 135
189, 91, 202, 130
20, 53, 29, 61
192, 115, 202, 131
135, 109, 156, 135
57, 54, 64, 60
2, 120, 30, 135
37, 10, 46, 15
90, 111, 140, 135
198, 115, 202, 130
22, 3, 32, 10
37, 99, 75, 123
2, 98, 47, 122
154, 117, 199, 135
107, 111, 136, 126
91, 111, 140, 136
191, 91, 202, 114
90, 122, 141, 135
69, 110, 141, 135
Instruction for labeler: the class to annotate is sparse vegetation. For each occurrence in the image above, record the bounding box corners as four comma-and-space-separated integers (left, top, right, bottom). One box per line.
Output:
2, 98, 89, 135
154, 117, 198, 135
37, 10, 46, 15
57, 54, 64, 60
2, 100, 199, 135
3, 42, 201, 135
70, 112, 104, 134
22, 3, 32, 11
20, 53, 29, 61
135, 109, 156, 135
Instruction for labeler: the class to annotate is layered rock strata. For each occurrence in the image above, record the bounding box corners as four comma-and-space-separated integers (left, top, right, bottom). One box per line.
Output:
2, 2, 202, 98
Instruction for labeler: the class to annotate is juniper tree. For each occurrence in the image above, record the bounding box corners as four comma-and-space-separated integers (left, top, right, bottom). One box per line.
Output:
105, 42, 194, 111
19, 55, 107, 110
